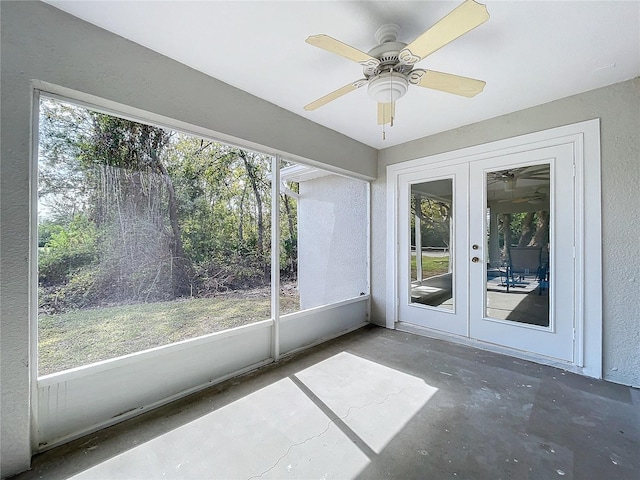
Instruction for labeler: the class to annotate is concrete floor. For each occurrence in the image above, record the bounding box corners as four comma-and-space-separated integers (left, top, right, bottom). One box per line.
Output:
486, 276, 550, 327
13, 325, 639, 479
412, 276, 549, 326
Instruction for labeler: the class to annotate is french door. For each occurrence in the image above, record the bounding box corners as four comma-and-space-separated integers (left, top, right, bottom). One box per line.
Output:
397, 144, 575, 362
397, 164, 468, 336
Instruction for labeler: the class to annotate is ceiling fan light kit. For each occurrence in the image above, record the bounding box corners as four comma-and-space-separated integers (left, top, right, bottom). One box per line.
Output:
303, 0, 489, 135
368, 72, 409, 103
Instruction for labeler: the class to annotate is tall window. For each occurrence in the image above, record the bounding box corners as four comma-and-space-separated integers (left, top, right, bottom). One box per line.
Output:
37, 97, 275, 375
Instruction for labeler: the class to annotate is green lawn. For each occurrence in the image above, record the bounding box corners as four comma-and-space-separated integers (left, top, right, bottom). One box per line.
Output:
39, 293, 299, 376
411, 254, 450, 280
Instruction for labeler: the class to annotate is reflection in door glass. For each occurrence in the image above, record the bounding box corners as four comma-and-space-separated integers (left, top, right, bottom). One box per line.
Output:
485, 165, 550, 326
410, 180, 453, 310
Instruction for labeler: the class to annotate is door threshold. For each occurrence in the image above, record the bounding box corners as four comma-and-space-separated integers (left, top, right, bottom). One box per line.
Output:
395, 321, 590, 378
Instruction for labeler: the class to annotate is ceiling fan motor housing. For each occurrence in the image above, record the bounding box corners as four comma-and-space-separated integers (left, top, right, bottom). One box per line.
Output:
367, 24, 412, 102
374, 24, 401, 44
368, 72, 409, 103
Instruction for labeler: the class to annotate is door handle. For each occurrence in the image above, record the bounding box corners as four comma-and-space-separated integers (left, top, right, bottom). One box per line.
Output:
472, 257, 480, 263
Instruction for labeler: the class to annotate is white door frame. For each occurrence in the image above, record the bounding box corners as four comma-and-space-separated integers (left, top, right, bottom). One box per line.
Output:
386, 119, 602, 379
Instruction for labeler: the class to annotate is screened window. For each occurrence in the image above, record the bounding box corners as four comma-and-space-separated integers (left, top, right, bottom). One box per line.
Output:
37, 97, 274, 375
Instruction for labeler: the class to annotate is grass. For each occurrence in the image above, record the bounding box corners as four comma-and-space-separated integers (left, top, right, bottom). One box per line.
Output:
39, 291, 299, 376
410, 254, 450, 280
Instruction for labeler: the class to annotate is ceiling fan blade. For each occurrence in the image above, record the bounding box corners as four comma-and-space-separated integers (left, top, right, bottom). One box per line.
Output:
409, 69, 486, 97
522, 165, 550, 172
377, 102, 396, 125
304, 79, 367, 111
398, 0, 489, 65
306, 34, 380, 69
524, 176, 551, 180
518, 166, 550, 177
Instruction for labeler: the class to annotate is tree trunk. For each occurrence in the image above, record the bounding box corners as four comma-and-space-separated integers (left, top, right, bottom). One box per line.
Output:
240, 151, 264, 259
500, 213, 512, 262
282, 192, 297, 275
282, 192, 296, 243
530, 210, 549, 247
153, 152, 192, 296
518, 211, 536, 246
238, 184, 247, 245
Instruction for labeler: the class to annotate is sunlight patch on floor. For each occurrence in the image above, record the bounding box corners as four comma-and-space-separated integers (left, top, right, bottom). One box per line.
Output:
296, 352, 438, 454
69, 352, 437, 479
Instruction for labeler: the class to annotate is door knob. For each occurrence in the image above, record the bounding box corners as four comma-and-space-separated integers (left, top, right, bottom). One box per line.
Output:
472, 257, 480, 263
472, 244, 479, 250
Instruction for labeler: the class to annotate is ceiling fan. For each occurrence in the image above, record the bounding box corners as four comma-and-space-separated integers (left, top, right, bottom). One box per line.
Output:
488, 166, 551, 191
499, 189, 548, 204
303, 0, 489, 128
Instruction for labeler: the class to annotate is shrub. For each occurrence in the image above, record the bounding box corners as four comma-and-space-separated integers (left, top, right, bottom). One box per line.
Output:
38, 216, 98, 286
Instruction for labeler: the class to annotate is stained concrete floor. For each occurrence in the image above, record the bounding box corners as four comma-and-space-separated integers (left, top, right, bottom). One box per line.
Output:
412, 276, 549, 326
12, 325, 639, 480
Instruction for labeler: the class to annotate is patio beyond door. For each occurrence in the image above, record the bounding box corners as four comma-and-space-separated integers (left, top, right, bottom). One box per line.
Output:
397, 144, 575, 362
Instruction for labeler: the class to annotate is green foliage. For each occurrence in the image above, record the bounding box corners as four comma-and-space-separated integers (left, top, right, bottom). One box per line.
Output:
38, 220, 58, 247
410, 195, 451, 248
508, 212, 527, 243
78, 113, 171, 172
38, 215, 98, 286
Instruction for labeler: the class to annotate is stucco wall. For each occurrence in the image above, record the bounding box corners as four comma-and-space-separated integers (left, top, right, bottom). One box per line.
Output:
0, 2, 376, 476
298, 175, 368, 310
371, 77, 640, 388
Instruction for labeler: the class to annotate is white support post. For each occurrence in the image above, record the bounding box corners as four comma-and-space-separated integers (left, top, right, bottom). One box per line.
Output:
448, 209, 454, 274
271, 155, 281, 361
414, 193, 422, 283
489, 209, 500, 266
366, 182, 372, 322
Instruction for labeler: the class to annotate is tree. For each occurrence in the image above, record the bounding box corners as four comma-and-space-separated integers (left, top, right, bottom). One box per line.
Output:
499, 213, 512, 260
79, 114, 193, 297
517, 212, 536, 247
38, 99, 92, 222
530, 210, 549, 247
410, 195, 451, 249
280, 180, 298, 277
38, 96, 288, 311
239, 150, 266, 260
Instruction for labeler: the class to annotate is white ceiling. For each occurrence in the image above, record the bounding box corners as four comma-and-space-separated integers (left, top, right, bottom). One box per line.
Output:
46, 1, 640, 149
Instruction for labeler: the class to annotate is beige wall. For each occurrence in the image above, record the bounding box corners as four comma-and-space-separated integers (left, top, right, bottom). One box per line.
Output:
371, 77, 640, 388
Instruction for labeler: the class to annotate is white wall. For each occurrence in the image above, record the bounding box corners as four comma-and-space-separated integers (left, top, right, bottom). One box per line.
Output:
0, 2, 376, 477
371, 77, 640, 388
298, 175, 369, 309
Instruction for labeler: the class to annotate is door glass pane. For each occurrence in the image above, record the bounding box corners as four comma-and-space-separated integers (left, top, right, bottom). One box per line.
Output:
485, 165, 550, 326
410, 180, 453, 310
